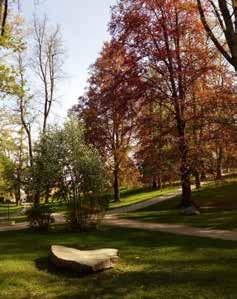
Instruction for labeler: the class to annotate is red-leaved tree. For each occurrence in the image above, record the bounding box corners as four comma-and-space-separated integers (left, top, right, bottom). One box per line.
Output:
110, 0, 216, 207
74, 41, 144, 202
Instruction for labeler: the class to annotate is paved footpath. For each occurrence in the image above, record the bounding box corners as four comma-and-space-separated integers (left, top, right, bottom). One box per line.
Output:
104, 215, 237, 241
1, 191, 237, 241
108, 191, 181, 214
0, 222, 28, 232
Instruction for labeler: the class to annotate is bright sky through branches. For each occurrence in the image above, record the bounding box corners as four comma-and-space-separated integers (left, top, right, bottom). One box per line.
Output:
21, 0, 116, 121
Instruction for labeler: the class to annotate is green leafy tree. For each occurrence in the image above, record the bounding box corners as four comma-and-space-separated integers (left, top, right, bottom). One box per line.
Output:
62, 117, 110, 230
29, 127, 64, 204
0, 4, 25, 98
28, 117, 109, 230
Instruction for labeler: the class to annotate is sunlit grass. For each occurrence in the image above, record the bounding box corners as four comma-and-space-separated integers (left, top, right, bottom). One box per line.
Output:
124, 178, 237, 230
0, 226, 237, 298
0, 204, 22, 218
109, 186, 178, 209
45, 185, 178, 212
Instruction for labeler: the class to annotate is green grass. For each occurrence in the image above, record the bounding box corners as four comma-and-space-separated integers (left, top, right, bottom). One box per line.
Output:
46, 201, 67, 213
0, 215, 27, 224
44, 186, 178, 213
0, 226, 237, 298
109, 186, 177, 209
123, 179, 237, 230
0, 203, 22, 217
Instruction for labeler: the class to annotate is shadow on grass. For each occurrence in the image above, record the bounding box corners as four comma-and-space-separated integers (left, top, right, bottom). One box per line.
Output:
0, 226, 237, 256
44, 266, 237, 299
35, 256, 111, 278
123, 179, 237, 230
1, 227, 237, 298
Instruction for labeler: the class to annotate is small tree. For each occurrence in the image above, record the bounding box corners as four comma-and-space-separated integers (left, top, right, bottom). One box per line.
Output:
27, 117, 109, 231
62, 117, 109, 231
29, 127, 64, 203
26, 204, 54, 231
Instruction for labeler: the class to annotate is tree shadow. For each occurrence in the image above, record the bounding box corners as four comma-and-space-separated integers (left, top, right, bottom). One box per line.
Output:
35, 256, 116, 279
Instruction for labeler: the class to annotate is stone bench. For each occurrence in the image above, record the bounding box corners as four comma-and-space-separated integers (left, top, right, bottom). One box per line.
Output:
51, 245, 119, 273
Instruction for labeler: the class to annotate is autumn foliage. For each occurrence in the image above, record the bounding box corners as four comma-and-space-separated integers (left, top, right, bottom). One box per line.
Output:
73, 0, 237, 207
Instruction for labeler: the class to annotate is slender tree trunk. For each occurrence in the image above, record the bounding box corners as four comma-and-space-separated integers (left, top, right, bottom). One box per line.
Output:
201, 172, 206, 181
194, 171, 201, 190
15, 170, 21, 206
113, 166, 120, 202
180, 166, 192, 207
178, 122, 192, 207
157, 173, 163, 190
17, 54, 34, 169
152, 177, 157, 189
15, 188, 21, 206
216, 146, 223, 180
34, 191, 40, 205
169, 176, 173, 187
1, 0, 8, 36
45, 190, 49, 204
191, 89, 201, 191
27, 130, 33, 168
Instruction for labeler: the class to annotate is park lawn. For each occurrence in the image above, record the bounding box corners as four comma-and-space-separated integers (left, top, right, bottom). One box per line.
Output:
46, 186, 178, 213
8, 215, 27, 223
109, 186, 178, 209
0, 226, 237, 298
123, 178, 237, 230
0, 203, 22, 217
46, 200, 67, 213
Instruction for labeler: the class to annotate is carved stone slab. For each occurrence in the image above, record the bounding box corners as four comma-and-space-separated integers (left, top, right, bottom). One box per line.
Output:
51, 245, 119, 273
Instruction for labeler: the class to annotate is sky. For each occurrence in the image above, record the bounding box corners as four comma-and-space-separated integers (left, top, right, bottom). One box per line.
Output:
21, 0, 117, 121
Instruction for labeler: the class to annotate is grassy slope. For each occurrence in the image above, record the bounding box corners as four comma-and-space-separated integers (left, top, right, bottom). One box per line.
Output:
109, 186, 177, 209
0, 227, 237, 298
123, 178, 237, 230
45, 186, 178, 213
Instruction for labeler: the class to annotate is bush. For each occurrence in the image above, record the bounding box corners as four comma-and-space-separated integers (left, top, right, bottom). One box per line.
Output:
26, 204, 54, 231
65, 195, 108, 232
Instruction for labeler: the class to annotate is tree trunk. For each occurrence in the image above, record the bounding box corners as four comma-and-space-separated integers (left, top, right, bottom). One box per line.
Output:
45, 191, 49, 204
178, 122, 192, 207
152, 177, 157, 189
157, 173, 163, 190
1, 0, 8, 36
201, 172, 206, 181
113, 167, 120, 202
15, 188, 21, 206
216, 146, 223, 180
181, 168, 192, 207
28, 131, 33, 168
194, 171, 201, 190
34, 191, 40, 205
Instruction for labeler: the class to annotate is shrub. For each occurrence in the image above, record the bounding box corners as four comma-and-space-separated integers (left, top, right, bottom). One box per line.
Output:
65, 195, 108, 232
26, 204, 54, 231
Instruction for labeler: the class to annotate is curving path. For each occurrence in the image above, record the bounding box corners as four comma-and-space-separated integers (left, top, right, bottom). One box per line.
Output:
108, 191, 181, 214
0, 191, 237, 241
0, 222, 27, 232
104, 216, 237, 241
105, 191, 237, 241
